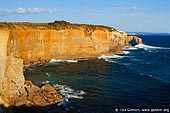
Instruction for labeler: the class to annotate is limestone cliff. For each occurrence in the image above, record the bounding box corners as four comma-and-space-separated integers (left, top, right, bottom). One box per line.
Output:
0, 21, 142, 107
7, 29, 142, 66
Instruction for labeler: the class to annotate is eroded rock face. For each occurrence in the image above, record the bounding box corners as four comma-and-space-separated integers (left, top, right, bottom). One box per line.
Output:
14, 80, 62, 107
0, 28, 9, 91
3, 55, 25, 105
109, 31, 143, 54
127, 36, 143, 45
0, 55, 61, 107
0, 28, 62, 107
7, 29, 142, 66
0, 25, 142, 107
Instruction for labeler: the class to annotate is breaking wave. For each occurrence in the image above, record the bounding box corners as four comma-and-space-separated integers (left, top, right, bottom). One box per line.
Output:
123, 44, 170, 52
49, 59, 78, 63
98, 54, 126, 63
24, 35, 170, 113
123, 47, 138, 50
41, 80, 51, 84
135, 44, 163, 49
123, 50, 130, 54
53, 84, 85, 106
98, 55, 125, 59
45, 72, 51, 77
135, 44, 170, 50
39, 81, 86, 106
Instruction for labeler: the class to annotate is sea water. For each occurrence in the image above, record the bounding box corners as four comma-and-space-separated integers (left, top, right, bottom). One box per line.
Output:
24, 34, 170, 113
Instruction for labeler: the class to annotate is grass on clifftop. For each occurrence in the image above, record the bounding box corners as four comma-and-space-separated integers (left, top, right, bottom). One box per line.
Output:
0, 20, 116, 32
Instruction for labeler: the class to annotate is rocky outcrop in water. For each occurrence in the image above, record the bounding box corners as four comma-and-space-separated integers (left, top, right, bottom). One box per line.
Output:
14, 80, 62, 106
0, 21, 142, 107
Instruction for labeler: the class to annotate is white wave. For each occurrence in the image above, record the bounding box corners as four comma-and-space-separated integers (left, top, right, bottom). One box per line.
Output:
98, 55, 115, 59
57, 98, 69, 106
41, 80, 51, 84
98, 54, 125, 63
45, 72, 51, 77
54, 84, 85, 100
123, 47, 138, 50
113, 55, 126, 58
139, 73, 144, 75
98, 54, 125, 59
49, 59, 61, 63
135, 44, 162, 49
135, 44, 170, 50
53, 83, 60, 87
66, 60, 78, 63
65, 94, 83, 99
104, 59, 117, 63
123, 50, 130, 54
60, 87, 74, 94
123, 44, 170, 51
49, 59, 78, 63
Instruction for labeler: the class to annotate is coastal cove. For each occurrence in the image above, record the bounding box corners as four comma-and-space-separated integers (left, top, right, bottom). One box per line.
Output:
0, 21, 142, 112
1, 0, 170, 112
25, 34, 170, 113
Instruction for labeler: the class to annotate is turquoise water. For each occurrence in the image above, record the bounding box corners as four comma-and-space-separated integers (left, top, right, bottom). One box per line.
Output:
25, 34, 170, 113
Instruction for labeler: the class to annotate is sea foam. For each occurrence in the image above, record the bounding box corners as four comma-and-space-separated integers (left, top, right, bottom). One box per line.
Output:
98, 55, 125, 59
135, 44, 162, 49
49, 59, 78, 63
123, 44, 170, 51
45, 72, 51, 77
135, 44, 170, 50
41, 80, 51, 84
98, 54, 126, 63
54, 84, 85, 106
123, 50, 130, 54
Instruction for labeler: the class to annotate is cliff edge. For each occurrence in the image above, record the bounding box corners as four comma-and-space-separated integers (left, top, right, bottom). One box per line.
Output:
0, 21, 142, 107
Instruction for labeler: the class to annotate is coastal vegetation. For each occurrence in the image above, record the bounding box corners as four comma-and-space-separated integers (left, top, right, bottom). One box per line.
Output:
0, 20, 116, 32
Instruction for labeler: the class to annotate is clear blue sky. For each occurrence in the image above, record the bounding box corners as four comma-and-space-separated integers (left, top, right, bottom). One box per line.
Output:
0, 0, 170, 32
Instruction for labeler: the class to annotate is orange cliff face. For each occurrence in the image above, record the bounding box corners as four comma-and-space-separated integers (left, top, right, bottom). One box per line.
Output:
0, 28, 25, 106
7, 29, 106, 65
8, 29, 98, 63
0, 28, 9, 105
7, 28, 142, 66
0, 23, 142, 106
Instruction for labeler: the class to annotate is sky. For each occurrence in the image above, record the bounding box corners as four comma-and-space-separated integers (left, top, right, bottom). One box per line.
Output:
0, 0, 170, 33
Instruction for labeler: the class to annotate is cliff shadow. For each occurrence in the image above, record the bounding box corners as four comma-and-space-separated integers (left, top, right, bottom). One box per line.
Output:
129, 40, 138, 46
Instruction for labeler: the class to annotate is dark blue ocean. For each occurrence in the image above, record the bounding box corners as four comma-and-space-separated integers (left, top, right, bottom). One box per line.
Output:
25, 34, 170, 113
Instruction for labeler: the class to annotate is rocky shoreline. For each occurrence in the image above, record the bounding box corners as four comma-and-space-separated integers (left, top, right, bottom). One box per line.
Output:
14, 80, 62, 107
0, 21, 142, 112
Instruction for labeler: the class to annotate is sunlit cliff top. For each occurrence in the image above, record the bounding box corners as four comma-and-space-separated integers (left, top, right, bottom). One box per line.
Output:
0, 20, 116, 32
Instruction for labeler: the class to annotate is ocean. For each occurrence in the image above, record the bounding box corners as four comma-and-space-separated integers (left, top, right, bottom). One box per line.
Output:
24, 34, 170, 113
